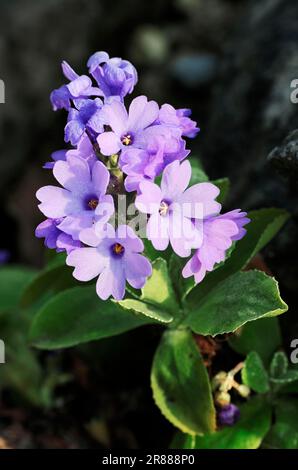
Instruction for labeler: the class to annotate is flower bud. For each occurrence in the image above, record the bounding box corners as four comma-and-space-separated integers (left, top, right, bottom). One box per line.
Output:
217, 404, 240, 427
215, 391, 231, 406
212, 371, 227, 390
238, 384, 250, 398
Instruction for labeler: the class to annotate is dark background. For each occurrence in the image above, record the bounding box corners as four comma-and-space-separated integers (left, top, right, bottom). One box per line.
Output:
0, 0, 298, 448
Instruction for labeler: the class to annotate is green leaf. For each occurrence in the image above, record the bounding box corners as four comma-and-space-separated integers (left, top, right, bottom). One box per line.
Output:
263, 399, 298, 449
169, 254, 195, 302
185, 270, 288, 336
141, 258, 179, 316
270, 351, 288, 378
229, 317, 282, 366
242, 351, 270, 393
186, 208, 289, 307
212, 177, 230, 205
268, 351, 298, 385
21, 253, 75, 307
193, 396, 271, 449
190, 159, 209, 185
117, 298, 173, 323
170, 433, 196, 449
151, 328, 216, 435
0, 266, 36, 314
0, 304, 45, 406
270, 370, 298, 385
29, 286, 157, 349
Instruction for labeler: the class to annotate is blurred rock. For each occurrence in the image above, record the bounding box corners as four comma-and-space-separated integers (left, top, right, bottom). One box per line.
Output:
268, 129, 298, 186
170, 53, 218, 87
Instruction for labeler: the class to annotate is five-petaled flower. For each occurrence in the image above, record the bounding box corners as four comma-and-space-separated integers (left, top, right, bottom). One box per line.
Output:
36, 155, 114, 241
135, 160, 221, 257
67, 224, 152, 300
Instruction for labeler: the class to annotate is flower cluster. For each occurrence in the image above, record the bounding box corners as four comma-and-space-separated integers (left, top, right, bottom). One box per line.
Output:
36, 51, 249, 301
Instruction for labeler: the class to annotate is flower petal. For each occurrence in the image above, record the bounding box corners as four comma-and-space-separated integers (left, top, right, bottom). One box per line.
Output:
147, 212, 170, 251
92, 161, 110, 195
96, 262, 126, 300
125, 253, 152, 289
53, 155, 91, 194
36, 186, 74, 218
102, 100, 127, 135
128, 95, 159, 132
179, 182, 221, 218
135, 181, 162, 214
97, 131, 121, 156
67, 247, 106, 281
161, 160, 191, 200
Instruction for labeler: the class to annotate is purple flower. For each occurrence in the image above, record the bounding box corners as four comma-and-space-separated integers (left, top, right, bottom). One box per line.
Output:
121, 135, 189, 193
36, 155, 114, 241
35, 218, 81, 254
0, 250, 10, 264
135, 160, 221, 257
66, 224, 152, 300
97, 95, 160, 156
50, 60, 103, 111
217, 404, 240, 427
158, 104, 199, 138
44, 134, 97, 171
87, 51, 138, 99
65, 98, 104, 146
182, 210, 250, 283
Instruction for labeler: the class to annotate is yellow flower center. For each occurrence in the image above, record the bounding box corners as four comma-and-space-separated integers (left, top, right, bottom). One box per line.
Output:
121, 134, 133, 146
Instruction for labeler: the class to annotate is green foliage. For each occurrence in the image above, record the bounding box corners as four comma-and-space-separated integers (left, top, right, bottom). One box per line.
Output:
270, 351, 288, 378
29, 285, 158, 349
184, 270, 287, 336
0, 266, 65, 407
242, 352, 270, 393
141, 258, 179, 316
229, 317, 282, 366
118, 298, 173, 323
264, 399, 298, 449
0, 266, 36, 313
21, 253, 76, 308
151, 328, 216, 435
173, 397, 271, 449
269, 352, 298, 385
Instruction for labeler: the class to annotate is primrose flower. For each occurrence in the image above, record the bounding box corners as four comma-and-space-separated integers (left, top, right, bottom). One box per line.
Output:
121, 135, 189, 193
35, 218, 81, 254
182, 210, 250, 283
44, 134, 97, 171
135, 160, 221, 257
87, 51, 138, 100
67, 224, 152, 300
36, 155, 114, 240
65, 98, 104, 145
158, 104, 199, 138
97, 95, 160, 156
50, 60, 103, 111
